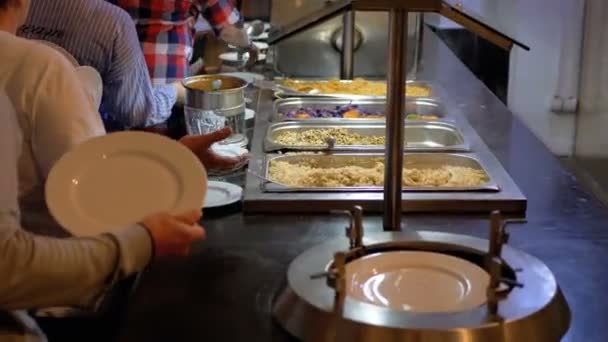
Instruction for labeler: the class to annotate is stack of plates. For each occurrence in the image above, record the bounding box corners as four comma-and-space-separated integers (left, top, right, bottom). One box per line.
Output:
203, 181, 242, 209
219, 51, 267, 64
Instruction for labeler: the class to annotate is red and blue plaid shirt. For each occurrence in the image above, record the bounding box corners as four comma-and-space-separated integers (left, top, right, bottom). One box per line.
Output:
109, 0, 240, 85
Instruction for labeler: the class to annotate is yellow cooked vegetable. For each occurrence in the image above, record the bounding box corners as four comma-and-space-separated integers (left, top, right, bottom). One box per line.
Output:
281, 78, 431, 97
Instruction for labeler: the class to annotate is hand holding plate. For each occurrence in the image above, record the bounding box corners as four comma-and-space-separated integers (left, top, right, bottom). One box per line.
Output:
141, 210, 205, 258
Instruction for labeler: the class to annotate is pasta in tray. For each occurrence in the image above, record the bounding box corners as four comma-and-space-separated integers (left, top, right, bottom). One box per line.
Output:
281, 78, 431, 97
268, 160, 488, 188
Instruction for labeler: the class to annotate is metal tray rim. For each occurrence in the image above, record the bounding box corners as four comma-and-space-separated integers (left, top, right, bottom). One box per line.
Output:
263, 121, 470, 153
261, 153, 500, 193
273, 79, 439, 98
272, 97, 447, 122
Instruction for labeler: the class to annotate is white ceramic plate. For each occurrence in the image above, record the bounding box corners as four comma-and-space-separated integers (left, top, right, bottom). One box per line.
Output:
228, 42, 269, 50
345, 251, 489, 313
220, 72, 264, 84
251, 32, 269, 41
245, 108, 255, 120
203, 181, 242, 208
211, 142, 248, 158
219, 52, 267, 63
244, 21, 271, 32
45, 132, 207, 236
254, 41, 269, 50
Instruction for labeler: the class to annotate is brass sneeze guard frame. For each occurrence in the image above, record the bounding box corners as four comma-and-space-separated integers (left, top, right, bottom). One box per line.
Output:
268, 0, 529, 231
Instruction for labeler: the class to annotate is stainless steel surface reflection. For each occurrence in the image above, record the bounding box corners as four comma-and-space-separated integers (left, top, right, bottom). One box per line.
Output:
270, 1, 421, 78
264, 121, 469, 152
263, 153, 498, 192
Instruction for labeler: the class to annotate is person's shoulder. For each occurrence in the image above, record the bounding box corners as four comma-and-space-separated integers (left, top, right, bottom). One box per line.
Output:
92, 0, 134, 26
5, 34, 75, 72
85, 0, 136, 42
2, 34, 56, 59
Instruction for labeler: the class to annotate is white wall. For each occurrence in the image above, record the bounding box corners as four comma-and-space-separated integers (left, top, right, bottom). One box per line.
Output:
429, 0, 581, 156
575, 0, 608, 158
501, 0, 578, 156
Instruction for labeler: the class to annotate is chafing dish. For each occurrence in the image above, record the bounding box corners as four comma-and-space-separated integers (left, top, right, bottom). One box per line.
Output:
264, 121, 468, 152
263, 153, 499, 192
273, 79, 437, 99
272, 97, 446, 122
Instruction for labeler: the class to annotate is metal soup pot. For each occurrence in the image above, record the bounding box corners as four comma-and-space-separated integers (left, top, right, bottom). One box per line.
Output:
182, 75, 249, 145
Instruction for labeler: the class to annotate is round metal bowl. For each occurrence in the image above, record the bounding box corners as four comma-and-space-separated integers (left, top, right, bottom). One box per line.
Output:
182, 75, 248, 111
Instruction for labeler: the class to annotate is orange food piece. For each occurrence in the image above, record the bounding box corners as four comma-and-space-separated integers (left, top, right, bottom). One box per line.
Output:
343, 110, 360, 118
294, 113, 311, 118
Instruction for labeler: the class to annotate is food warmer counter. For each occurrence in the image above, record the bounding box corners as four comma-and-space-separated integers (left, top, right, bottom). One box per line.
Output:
243, 89, 526, 214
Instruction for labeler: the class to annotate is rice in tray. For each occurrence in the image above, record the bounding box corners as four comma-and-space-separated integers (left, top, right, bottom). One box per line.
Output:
281, 78, 431, 97
268, 160, 488, 188
273, 128, 385, 146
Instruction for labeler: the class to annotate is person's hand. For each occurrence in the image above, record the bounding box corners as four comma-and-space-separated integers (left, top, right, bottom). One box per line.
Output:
172, 82, 187, 106
141, 210, 205, 259
242, 43, 259, 70
179, 127, 249, 171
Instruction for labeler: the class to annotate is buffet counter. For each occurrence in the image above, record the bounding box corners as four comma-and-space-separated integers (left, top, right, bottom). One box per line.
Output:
114, 30, 608, 342
242, 87, 526, 214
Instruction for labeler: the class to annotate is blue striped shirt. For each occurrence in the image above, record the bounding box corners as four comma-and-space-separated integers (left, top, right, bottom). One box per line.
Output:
18, 0, 178, 130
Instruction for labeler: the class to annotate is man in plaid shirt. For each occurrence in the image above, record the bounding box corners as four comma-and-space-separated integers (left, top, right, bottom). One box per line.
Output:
110, 0, 256, 85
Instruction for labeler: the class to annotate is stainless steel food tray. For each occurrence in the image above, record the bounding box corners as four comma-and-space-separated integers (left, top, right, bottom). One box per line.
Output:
272, 97, 446, 122
264, 121, 468, 152
262, 153, 499, 192
273, 79, 437, 99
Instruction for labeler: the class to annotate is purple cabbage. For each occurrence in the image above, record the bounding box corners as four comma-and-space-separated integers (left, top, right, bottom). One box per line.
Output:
282, 104, 383, 118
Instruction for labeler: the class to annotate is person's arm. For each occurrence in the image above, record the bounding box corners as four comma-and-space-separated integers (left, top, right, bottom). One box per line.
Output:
25, 46, 106, 179
0, 96, 152, 311
103, 10, 178, 128
0, 212, 152, 311
199, 0, 256, 67
200, 0, 242, 33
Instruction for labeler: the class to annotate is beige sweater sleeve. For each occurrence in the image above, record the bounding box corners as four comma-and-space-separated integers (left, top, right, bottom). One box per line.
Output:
0, 211, 152, 311
0, 93, 152, 312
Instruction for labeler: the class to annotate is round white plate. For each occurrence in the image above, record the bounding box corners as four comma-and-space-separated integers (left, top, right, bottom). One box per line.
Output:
228, 41, 269, 50
245, 108, 255, 120
219, 52, 267, 63
220, 72, 264, 84
203, 181, 242, 208
211, 142, 248, 158
253, 41, 269, 50
251, 32, 269, 41
345, 251, 489, 313
46, 132, 207, 236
